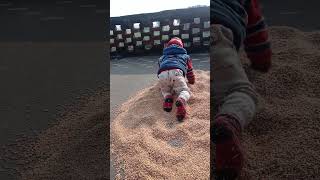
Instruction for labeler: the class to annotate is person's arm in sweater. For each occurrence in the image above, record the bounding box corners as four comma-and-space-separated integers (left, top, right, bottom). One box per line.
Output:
243, 0, 272, 72
186, 56, 195, 84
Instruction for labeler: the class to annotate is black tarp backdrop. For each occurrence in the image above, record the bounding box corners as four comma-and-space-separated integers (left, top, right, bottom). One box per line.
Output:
110, 6, 209, 27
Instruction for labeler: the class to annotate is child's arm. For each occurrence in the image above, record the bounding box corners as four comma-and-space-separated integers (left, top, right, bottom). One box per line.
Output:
186, 56, 195, 84
244, 0, 272, 72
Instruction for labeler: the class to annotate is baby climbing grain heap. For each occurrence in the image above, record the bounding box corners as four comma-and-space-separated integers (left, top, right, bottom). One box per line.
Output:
157, 37, 196, 121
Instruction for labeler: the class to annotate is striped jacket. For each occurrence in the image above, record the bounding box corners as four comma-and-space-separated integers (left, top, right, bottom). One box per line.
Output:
211, 0, 272, 71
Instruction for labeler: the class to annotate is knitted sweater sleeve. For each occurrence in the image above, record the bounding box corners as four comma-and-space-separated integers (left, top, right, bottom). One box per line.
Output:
186, 56, 195, 84
244, 0, 272, 72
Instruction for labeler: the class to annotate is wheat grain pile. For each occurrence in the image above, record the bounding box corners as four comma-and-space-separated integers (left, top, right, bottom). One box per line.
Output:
111, 70, 210, 179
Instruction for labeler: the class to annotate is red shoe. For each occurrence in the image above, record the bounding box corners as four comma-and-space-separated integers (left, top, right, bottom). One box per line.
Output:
163, 95, 173, 112
212, 115, 243, 179
175, 97, 186, 121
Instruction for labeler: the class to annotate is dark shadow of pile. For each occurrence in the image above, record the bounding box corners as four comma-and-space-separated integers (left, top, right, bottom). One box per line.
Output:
0, 83, 109, 180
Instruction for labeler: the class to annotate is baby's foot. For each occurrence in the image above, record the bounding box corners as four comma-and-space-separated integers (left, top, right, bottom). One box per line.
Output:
175, 97, 186, 121
212, 115, 243, 179
163, 95, 173, 112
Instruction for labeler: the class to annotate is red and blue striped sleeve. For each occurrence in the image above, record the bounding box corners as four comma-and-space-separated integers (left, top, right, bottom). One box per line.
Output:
244, 0, 272, 72
186, 57, 195, 84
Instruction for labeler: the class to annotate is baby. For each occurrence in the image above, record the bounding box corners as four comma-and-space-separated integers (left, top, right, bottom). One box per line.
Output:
157, 37, 195, 121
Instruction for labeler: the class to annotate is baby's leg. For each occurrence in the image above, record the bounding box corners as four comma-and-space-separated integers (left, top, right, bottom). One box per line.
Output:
211, 24, 258, 129
158, 71, 172, 97
158, 71, 174, 112
160, 84, 172, 98
172, 70, 191, 102
172, 70, 190, 120
211, 24, 258, 178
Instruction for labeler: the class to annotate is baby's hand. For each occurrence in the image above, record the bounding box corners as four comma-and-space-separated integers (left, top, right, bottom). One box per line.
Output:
187, 71, 195, 84
247, 45, 272, 73
188, 76, 195, 84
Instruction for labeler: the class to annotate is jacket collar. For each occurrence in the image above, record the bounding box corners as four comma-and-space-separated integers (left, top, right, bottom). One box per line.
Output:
163, 45, 187, 55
